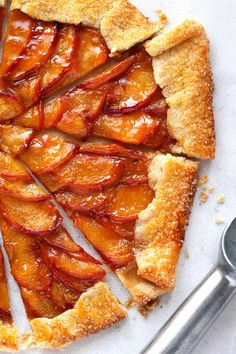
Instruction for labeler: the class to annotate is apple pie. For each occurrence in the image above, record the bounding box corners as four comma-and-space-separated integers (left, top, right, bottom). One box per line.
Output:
0, 0, 215, 350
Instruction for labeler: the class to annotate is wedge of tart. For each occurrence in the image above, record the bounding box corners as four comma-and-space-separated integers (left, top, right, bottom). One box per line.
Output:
0, 151, 126, 349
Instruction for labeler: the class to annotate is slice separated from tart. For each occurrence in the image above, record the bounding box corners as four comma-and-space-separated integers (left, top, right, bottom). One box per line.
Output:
0, 246, 18, 351
5, 131, 198, 306
0, 0, 158, 120
0, 151, 126, 349
12, 19, 215, 160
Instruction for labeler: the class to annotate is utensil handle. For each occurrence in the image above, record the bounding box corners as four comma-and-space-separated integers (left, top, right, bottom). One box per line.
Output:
141, 266, 236, 354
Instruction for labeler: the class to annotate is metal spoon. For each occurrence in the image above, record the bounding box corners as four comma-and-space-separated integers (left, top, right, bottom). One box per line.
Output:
141, 217, 236, 354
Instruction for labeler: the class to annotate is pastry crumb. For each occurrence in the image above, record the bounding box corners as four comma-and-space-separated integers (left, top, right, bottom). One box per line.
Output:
155, 10, 168, 30
217, 194, 225, 204
124, 298, 135, 309
139, 299, 159, 317
199, 192, 208, 202
202, 184, 208, 190
208, 186, 215, 193
215, 216, 224, 224
183, 247, 190, 258
198, 175, 208, 185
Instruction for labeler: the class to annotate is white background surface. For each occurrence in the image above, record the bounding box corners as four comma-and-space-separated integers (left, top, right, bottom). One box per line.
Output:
2, 0, 236, 353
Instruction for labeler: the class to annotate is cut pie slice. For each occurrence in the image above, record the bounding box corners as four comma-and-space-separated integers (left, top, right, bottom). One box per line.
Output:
12, 19, 215, 159
0, 246, 18, 351
0, 0, 157, 121
14, 134, 198, 306
0, 152, 126, 349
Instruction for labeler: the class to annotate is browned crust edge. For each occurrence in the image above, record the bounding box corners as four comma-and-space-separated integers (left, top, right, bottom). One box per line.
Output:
11, 0, 158, 54
145, 20, 215, 160
21, 282, 126, 350
134, 154, 198, 292
0, 321, 19, 352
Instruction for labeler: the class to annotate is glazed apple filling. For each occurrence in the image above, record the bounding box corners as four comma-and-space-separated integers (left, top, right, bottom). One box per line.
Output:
0, 248, 12, 323
0, 151, 106, 319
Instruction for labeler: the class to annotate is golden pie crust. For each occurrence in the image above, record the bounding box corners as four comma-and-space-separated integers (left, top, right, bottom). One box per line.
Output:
145, 20, 215, 159
117, 154, 198, 305
21, 282, 126, 350
0, 321, 18, 352
11, 0, 158, 54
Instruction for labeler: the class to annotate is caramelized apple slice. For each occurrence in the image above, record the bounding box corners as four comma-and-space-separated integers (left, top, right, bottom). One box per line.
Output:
0, 178, 50, 202
9, 22, 57, 81
13, 101, 43, 129
0, 196, 62, 235
39, 172, 69, 193
0, 151, 31, 181
61, 87, 106, 121
50, 266, 96, 292
0, 124, 34, 156
43, 96, 66, 129
43, 226, 82, 254
121, 153, 155, 184
21, 287, 62, 318
0, 10, 34, 76
50, 279, 80, 309
55, 190, 108, 212
142, 114, 175, 148
20, 134, 77, 175
143, 89, 168, 116
53, 27, 108, 91
107, 184, 154, 221
93, 112, 158, 145
1, 221, 47, 291
0, 91, 24, 121
106, 50, 158, 113
13, 76, 41, 108
79, 142, 142, 159
74, 214, 134, 269
55, 154, 122, 193
80, 54, 136, 90
42, 244, 105, 280
40, 25, 76, 95
0, 249, 11, 316
56, 111, 90, 139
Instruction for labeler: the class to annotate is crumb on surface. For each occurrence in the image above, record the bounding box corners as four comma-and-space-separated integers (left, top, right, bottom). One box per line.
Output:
208, 186, 215, 193
215, 216, 224, 224
217, 194, 225, 204
124, 299, 135, 309
155, 9, 168, 30
198, 175, 208, 185
199, 192, 208, 202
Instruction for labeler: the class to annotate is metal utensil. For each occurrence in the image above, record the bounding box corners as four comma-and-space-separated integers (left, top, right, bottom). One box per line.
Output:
141, 217, 236, 354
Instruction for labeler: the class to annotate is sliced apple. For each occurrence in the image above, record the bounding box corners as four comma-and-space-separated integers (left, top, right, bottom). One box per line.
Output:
50, 266, 96, 292
1, 220, 48, 291
13, 101, 43, 130
9, 22, 57, 81
93, 112, 159, 145
80, 54, 136, 90
39, 172, 69, 193
0, 249, 11, 316
0, 178, 50, 202
55, 153, 122, 193
21, 287, 62, 318
20, 134, 77, 175
55, 190, 108, 212
13, 76, 41, 108
142, 114, 174, 148
50, 279, 80, 309
41, 244, 105, 280
43, 96, 66, 129
100, 218, 135, 239
0, 10, 34, 76
56, 111, 90, 139
0, 124, 34, 156
40, 25, 76, 95
74, 213, 134, 269
121, 153, 155, 184
143, 89, 168, 116
107, 184, 154, 221
0, 196, 62, 235
42, 226, 82, 254
0, 151, 31, 181
79, 142, 142, 159
0, 91, 24, 122
53, 26, 108, 91
106, 50, 158, 113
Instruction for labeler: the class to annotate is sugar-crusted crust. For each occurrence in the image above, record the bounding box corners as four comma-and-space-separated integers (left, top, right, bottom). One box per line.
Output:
135, 154, 198, 292
145, 20, 215, 160
11, 0, 158, 54
21, 282, 126, 350
0, 321, 18, 352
